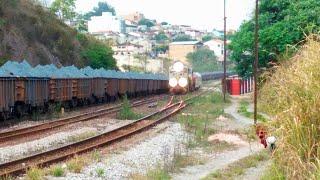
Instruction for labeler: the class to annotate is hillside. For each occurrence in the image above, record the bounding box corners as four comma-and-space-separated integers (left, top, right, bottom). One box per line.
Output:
0, 0, 116, 68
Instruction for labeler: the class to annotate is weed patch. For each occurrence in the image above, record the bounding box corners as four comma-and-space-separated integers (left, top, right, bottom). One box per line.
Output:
26, 167, 44, 180
117, 95, 143, 120
67, 156, 88, 173
49, 165, 65, 177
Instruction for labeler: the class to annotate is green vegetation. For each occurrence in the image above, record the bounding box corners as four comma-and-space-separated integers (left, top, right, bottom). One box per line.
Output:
154, 32, 169, 43
202, 35, 214, 42
50, 0, 76, 21
173, 34, 194, 42
84, 2, 116, 20
67, 156, 88, 173
230, 0, 320, 77
49, 165, 65, 177
153, 44, 169, 53
259, 37, 320, 179
0, 0, 116, 68
203, 151, 269, 180
238, 100, 266, 122
138, 18, 155, 27
178, 92, 230, 149
95, 168, 105, 177
187, 48, 222, 72
117, 95, 142, 120
91, 149, 102, 162
79, 34, 116, 69
260, 162, 286, 180
131, 168, 171, 180
26, 167, 44, 180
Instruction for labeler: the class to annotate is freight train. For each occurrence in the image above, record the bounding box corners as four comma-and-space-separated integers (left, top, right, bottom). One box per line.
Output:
168, 61, 202, 94
0, 61, 168, 120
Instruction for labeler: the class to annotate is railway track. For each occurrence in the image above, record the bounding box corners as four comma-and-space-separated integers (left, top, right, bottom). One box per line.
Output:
0, 95, 167, 144
0, 92, 205, 177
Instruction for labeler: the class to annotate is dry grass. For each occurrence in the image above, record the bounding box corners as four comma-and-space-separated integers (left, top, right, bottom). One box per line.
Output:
259, 35, 320, 179
66, 156, 89, 173
26, 167, 44, 180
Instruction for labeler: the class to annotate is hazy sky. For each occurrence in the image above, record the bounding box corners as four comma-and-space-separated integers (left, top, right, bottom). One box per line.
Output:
75, 0, 255, 31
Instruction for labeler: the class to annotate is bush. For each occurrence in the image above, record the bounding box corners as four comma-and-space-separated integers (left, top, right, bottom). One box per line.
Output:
117, 95, 141, 120
81, 38, 116, 69
259, 36, 320, 179
49, 165, 65, 177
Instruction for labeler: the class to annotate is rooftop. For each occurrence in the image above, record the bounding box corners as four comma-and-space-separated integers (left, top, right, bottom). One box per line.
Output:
169, 41, 201, 45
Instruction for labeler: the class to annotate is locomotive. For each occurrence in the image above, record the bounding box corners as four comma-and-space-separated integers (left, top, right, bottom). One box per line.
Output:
168, 61, 202, 94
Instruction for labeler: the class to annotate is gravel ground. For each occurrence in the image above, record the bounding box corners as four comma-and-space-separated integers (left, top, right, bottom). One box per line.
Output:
52, 122, 189, 180
0, 127, 98, 164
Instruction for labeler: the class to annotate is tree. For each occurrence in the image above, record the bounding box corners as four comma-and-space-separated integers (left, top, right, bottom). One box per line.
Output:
230, 0, 320, 77
154, 32, 168, 43
187, 48, 221, 72
173, 34, 194, 42
153, 45, 169, 53
202, 35, 214, 42
161, 22, 168, 25
138, 18, 155, 27
79, 34, 116, 69
84, 2, 116, 20
50, 0, 76, 21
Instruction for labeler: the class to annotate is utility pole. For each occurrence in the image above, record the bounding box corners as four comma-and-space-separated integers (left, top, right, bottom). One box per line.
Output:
223, 0, 227, 102
253, 0, 259, 124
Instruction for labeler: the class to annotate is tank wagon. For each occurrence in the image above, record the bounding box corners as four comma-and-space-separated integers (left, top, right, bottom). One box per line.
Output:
168, 61, 202, 94
0, 60, 168, 119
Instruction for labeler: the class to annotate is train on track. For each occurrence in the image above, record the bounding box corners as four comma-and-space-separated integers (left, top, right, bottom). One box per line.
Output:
168, 61, 202, 94
0, 61, 168, 120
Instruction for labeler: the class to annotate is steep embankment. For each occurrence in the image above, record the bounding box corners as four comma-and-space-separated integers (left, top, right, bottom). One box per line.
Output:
259, 36, 320, 179
0, 0, 115, 68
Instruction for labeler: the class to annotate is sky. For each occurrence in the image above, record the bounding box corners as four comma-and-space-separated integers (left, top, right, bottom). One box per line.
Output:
74, 0, 255, 31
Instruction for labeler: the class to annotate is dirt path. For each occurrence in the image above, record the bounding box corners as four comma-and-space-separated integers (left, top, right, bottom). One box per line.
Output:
172, 143, 263, 180
172, 96, 269, 180
239, 160, 271, 180
224, 98, 253, 126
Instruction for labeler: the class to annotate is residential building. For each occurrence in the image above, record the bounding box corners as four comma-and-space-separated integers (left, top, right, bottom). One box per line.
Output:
88, 12, 126, 34
123, 12, 145, 23
169, 41, 203, 63
212, 29, 224, 38
204, 39, 225, 62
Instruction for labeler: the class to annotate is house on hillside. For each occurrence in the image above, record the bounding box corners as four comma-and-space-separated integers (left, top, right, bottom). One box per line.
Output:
169, 41, 203, 64
88, 12, 126, 34
204, 39, 230, 62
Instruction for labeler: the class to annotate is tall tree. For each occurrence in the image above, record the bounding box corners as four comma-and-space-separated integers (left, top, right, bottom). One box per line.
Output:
230, 0, 320, 77
187, 48, 221, 72
84, 2, 116, 20
50, 0, 76, 21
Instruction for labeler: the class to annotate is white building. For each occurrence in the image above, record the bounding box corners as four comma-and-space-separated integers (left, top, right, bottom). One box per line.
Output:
204, 39, 225, 62
88, 12, 125, 34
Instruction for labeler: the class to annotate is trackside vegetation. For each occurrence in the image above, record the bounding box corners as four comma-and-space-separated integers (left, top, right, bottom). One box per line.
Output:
259, 36, 320, 179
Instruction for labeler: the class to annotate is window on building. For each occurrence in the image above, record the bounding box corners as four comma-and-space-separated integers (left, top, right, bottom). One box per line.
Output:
221, 50, 224, 55
218, 44, 220, 47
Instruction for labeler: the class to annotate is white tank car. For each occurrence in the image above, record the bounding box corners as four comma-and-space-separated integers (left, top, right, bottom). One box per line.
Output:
168, 61, 202, 94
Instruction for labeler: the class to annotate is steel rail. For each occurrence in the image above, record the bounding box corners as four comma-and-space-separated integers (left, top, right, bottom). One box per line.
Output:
0, 92, 203, 177
0, 95, 167, 143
